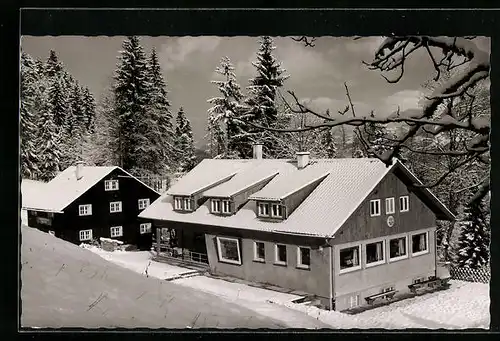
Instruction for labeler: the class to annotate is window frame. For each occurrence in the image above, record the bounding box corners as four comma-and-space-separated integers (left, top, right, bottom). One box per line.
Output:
173, 197, 183, 210
296, 246, 311, 269
257, 202, 270, 217
211, 199, 221, 213
365, 240, 386, 268
216, 236, 242, 265
78, 204, 92, 216
411, 231, 429, 257
110, 226, 123, 238
183, 198, 192, 211
339, 245, 362, 274
349, 295, 359, 309
79, 229, 93, 241
221, 199, 231, 214
109, 201, 122, 213
270, 203, 283, 218
253, 241, 265, 263
369, 199, 381, 217
104, 179, 119, 191
274, 244, 287, 266
139, 223, 152, 234
400, 195, 410, 213
388, 235, 409, 262
138, 198, 150, 210
385, 197, 395, 215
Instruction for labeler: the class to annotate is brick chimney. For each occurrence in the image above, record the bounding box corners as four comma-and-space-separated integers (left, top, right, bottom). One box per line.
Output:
253, 143, 263, 160
296, 152, 310, 169
75, 161, 85, 180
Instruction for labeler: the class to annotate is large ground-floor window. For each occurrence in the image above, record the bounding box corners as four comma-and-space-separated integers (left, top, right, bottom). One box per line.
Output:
339, 245, 361, 273
216, 236, 242, 265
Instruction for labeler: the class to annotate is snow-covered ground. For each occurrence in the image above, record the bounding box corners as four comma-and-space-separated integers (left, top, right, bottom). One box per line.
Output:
86, 246, 490, 329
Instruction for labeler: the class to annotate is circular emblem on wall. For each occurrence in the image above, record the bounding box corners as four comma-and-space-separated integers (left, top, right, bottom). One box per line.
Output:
387, 216, 395, 227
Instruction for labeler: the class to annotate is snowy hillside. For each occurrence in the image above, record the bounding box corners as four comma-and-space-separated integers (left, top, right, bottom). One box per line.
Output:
20, 225, 288, 329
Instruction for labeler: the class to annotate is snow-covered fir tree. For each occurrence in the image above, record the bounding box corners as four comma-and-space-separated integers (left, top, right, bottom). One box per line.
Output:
456, 200, 490, 269
241, 36, 290, 158
82, 86, 97, 133
174, 107, 197, 172
36, 94, 62, 182
137, 47, 176, 173
207, 56, 245, 158
20, 52, 41, 179
47, 75, 69, 128
362, 115, 393, 158
113, 36, 152, 172
45, 50, 63, 78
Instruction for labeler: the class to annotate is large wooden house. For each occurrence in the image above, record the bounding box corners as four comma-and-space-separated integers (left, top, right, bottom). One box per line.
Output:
21, 163, 160, 250
139, 145, 455, 311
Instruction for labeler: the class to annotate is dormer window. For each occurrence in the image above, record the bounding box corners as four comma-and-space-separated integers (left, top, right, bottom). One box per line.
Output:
221, 200, 231, 214
211, 199, 221, 213
174, 197, 183, 210
258, 202, 269, 216
271, 203, 283, 218
173, 196, 192, 212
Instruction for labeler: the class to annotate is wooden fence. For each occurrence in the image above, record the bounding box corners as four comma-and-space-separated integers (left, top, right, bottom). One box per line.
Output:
449, 266, 490, 284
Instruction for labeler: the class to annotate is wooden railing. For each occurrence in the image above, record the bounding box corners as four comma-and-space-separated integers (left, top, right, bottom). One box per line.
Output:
154, 242, 209, 265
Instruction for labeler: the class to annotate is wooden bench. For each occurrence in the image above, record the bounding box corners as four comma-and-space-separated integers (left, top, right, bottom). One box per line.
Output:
408, 277, 448, 293
365, 290, 397, 305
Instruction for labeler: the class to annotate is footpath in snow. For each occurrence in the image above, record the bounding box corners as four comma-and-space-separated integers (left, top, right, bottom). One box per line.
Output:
85, 246, 490, 329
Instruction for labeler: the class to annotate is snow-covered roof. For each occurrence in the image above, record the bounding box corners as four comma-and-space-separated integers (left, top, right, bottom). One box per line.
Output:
167, 159, 252, 196
140, 158, 455, 238
21, 166, 159, 213
202, 160, 290, 198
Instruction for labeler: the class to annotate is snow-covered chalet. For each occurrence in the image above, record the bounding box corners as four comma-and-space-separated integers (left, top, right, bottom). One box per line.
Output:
21, 163, 160, 250
139, 144, 455, 311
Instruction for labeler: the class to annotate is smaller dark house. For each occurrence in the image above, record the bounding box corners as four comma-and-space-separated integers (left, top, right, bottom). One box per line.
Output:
21, 163, 160, 250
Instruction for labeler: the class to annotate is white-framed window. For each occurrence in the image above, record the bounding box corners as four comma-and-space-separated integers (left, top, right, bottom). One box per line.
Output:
140, 223, 152, 234
211, 199, 221, 213
104, 179, 119, 191
365, 240, 386, 267
411, 231, 429, 256
109, 201, 122, 213
138, 198, 150, 210
275, 244, 287, 265
257, 202, 269, 216
79, 229, 93, 241
184, 198, 192, 211
339, 245, 361, 273
174, 197, 183, 210
271, 203, 283, 218
385, 197, 395, 215
253, 241, 265, 262
110, 226, 123, 238
297, 246, 311, 269
79, 204, 92, 216
400, 195, 409, 212
389, 236, 408, 262
370, 199, 381, 217
349, 295, 359, 309
221, 200, 231, 214
216, 236, 241, 265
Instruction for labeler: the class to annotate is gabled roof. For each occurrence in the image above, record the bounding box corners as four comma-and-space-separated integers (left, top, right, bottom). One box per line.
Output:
21, 166, 159, 213
139, 158, 455, 238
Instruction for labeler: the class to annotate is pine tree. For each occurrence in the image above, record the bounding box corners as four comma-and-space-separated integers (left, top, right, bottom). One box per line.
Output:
45, 50, 63, 78
207, 56, 245, 158
241, 36, 290, 158
140, 47, 175, 173
20, 52, 41, 179
456, 200, 490, 269
174, 107, 197, 172
113, 36, 152, 171
36, 93, 62, 182
82, 87, 97, 133
47, 75, 69, 128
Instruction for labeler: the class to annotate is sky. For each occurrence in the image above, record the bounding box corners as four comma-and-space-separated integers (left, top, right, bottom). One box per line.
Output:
21, 36, 490, 148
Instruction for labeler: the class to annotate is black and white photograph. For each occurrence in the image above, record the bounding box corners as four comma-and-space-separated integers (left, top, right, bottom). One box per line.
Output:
19, 9, 491, 330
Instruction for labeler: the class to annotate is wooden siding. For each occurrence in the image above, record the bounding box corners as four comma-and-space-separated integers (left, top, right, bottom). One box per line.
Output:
333, 172, 437, 245
34, 168, 161, 249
